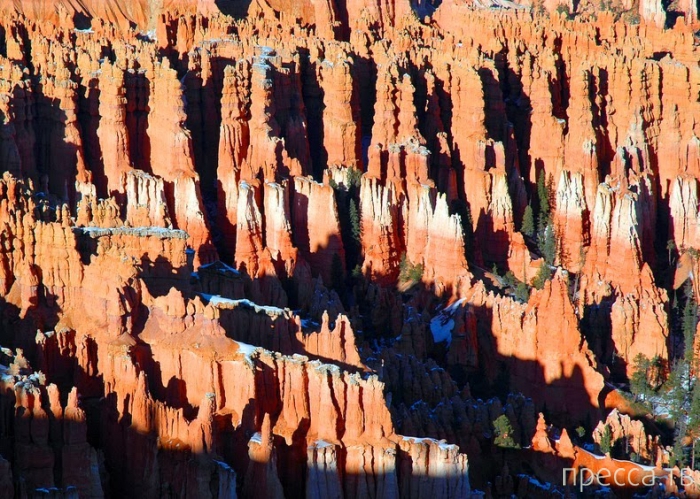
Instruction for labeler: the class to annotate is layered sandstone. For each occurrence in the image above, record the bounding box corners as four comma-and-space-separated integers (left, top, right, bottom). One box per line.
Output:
1, 1, 700, 497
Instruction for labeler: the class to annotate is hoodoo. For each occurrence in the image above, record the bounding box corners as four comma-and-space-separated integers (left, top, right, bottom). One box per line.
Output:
0, 0, 698, 497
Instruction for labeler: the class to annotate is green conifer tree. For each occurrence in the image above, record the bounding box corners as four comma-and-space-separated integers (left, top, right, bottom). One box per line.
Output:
630, 354, 651, 405
532, 261, 551, 290
349, 199, 361, 245
672, 424, 687, 467
515, 281, 530, 302
521, 204, 535, 238
537, 170, 550, 217
600, 424, 613, 455
683, 281, 698, 362
493, 415, 520, 449
542, 225, 557, 265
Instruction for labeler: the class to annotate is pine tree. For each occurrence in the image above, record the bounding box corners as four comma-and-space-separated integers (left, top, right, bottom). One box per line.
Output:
667, 359, 692, 421
493, 415, 520, 449
399, 252, 409, 281
683, 281, 698, 362
630, 354, 651, 405
599, 424, 613, 455
349, 199, 361, 245
351, 264, 363, 279
521, 204, 535, 238
515, 281, 530, 302
668, 239, 677, 265
450, 199, 474, 261
399, 253, 423, 283
409, 262, 424, 282
536, 170, 553, 251
542, 224, 557, 265
688, 382, 700, 469
672, 424, 687, 467
532, 261, 550, 290
674, 280, 700, 443
347, 167, 362, 189
537, 170, 550, 218
463, 203, 474, 260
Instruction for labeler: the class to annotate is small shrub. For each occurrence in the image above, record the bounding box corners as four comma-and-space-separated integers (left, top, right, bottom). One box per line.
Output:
399, 253, 424, 284
622, 10, 640, 24
532, 0, 547, 16
514, 281, 530, 302
493, 415, 521, 449
555, 4, 570, 16
532, 261, 551, 290
504, 271, 517, 288
351, 263, 363, 279
347, 167, 362, 189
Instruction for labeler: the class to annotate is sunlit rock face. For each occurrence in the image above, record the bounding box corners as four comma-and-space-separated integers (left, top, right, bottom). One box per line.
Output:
0, 0, 698, 496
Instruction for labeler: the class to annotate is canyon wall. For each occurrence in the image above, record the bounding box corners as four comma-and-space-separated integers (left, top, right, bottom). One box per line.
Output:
0, 0, 696, 496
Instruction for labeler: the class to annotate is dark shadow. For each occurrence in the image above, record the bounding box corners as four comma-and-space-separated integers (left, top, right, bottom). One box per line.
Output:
183, 56, 235, 199
72, 12, 92, 30
276, 61, 311, 172
299, 52, 326, 180
0, 25, 6, 58
355, 56, 377, 148
411, 0, 442, 18
590, 67, 613, 178
124, 70, 152, 174
581, 298, 616, 373
478, 66, 507, 143
214, 0, 254, 18
32, 89, 80, 204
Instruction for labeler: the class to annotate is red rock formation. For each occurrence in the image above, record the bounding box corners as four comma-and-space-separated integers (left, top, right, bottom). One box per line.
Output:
292, 176, 345, 284
217, 62, 251, 260
234, 181, 265, 277
6, 2, 700, 496
359, 175, 402, 284
262, 181, 297, 273
96, 61, 131, 197
554, 171, 588, 271
122, 170, 171, 228
405, 182, 471, 294
531, 413, 664, 490
298, 312, 364, 369
520, 273, 605, 417
592, 409, 661, 463
640, 0, 666, 27
318, 54, 361, 169
147, 59, 215, 265
41, 59, 91, 201
580, 172, 669, 375
463, 270, 605, 420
